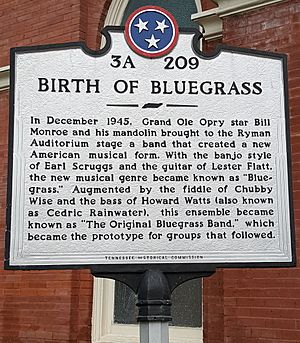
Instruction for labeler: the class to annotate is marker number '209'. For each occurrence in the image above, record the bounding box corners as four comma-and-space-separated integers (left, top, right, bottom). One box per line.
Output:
164, 56, 200, 70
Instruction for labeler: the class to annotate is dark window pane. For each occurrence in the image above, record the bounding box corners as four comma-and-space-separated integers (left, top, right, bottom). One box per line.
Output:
171, 279, 202, 327
114, 279, 202, 327
121, 0, 198, 28
114, 281, 138, 324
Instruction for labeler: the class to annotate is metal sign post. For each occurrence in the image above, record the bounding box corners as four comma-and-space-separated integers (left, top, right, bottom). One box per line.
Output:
140, 322, 169, 343
137, 271, 171, 343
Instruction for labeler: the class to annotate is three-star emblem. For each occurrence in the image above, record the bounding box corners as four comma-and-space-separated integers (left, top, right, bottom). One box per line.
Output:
134, 19, 170, 49
125, 6, 179, 58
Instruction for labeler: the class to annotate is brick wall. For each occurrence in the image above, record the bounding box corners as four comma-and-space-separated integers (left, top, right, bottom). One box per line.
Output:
82, 0, 112, 50
0, 0, 80, 66
0, 88, 93, 340
203, 270, 224, 343
203, 1, 300, 342
0, 1, 113, 341
201, 0, 217, 11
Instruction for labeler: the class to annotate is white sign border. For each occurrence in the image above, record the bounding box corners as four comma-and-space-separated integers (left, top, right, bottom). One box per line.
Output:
5, 27, 296, 271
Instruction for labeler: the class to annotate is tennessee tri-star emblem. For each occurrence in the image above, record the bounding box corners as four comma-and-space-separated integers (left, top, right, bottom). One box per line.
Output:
125, 6, 179, 58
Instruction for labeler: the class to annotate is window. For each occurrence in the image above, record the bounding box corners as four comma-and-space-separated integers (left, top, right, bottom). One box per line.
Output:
104, 0, 201, 27
121, 0, 199, 28
114, 279, 202, 328
92, 278, 203, 343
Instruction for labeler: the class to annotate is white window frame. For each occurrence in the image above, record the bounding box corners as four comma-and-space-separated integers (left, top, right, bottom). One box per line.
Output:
92, 278, 203, 343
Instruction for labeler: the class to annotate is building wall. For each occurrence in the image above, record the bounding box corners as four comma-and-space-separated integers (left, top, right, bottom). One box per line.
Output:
0, 0, 299, 342
203, 1, 300, 342
0, 80, 94, 337
0, 1, 112, 342
1, 96, 93, 341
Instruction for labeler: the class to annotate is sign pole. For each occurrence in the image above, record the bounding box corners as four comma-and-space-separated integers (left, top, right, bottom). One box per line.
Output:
140, 322, 169, 343
137, 270, 172, 343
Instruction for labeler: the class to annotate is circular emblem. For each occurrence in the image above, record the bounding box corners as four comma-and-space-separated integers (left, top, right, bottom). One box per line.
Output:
125, 6, 179, 58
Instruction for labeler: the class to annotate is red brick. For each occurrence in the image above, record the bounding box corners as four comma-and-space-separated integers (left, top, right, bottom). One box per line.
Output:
203, 1, 300, 342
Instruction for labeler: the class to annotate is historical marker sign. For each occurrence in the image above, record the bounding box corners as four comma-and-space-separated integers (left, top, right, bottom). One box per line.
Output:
6, 7, 295, 270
